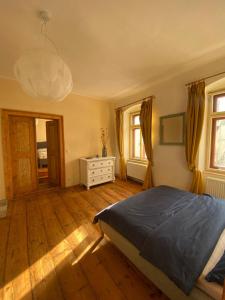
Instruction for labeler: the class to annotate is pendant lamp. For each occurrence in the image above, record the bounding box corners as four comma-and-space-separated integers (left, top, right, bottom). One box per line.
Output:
14, 10, 73, 101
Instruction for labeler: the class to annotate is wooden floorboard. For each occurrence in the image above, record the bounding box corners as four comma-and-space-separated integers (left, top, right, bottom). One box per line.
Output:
38, 194, 91, 300
0, 218, 10, 300
3, 200, 32, 300
27, 198, 64, 300
0, 179, 169, 300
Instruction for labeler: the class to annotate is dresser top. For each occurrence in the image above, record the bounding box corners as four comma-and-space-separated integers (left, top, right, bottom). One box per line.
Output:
80, 156, 116, 162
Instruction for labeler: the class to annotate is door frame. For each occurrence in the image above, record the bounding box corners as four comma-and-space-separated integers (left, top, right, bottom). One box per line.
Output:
2, 109, 65, 199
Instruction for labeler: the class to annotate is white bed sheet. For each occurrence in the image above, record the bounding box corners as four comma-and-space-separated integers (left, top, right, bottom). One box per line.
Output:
196, 228, 225, 300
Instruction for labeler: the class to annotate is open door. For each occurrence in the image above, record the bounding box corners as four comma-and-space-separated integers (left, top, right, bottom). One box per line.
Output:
46, 120, 60, 186
9, 116, 38, 196
2, 109, 65, 199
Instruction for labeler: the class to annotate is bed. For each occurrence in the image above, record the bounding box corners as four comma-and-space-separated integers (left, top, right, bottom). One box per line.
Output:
94, 185, 225, 300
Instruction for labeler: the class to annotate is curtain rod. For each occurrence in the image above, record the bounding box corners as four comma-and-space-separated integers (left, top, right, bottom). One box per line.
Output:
115, 95, 155, 111
185, 70, 225, 87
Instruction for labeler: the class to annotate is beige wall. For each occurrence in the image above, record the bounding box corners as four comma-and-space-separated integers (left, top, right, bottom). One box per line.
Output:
115, 57, 225, 190
35, 119, 49, 142
1, 56, 225, 197
0, 78, 116, 199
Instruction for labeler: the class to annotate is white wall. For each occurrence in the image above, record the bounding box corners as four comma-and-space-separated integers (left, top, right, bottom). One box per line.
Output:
114, 57, 225, 190
0, 78, 116, 199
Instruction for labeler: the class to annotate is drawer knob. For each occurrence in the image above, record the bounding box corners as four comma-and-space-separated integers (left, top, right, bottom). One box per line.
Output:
101, 170, 103, 172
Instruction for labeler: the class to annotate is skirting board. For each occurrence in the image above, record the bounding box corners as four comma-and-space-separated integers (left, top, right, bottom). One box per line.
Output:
127, 176, 143, 184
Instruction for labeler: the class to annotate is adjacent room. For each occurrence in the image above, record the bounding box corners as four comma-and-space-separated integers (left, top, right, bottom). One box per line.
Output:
1, 1, 225, 300
36, 118, 61, 189
36, 119, 49, 186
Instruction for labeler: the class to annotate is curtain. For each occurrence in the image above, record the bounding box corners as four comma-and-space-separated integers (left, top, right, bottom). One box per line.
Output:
140, 98, 154, 189
115, 108, 127, 180
185, 81, 205, 194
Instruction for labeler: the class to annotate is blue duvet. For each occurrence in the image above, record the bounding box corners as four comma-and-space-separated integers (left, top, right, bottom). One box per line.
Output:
93, 186, 225, 294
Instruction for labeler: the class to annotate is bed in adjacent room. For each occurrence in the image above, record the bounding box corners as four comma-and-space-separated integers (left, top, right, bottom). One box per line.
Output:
94, 186, 225, 300
37, 141, 48, 168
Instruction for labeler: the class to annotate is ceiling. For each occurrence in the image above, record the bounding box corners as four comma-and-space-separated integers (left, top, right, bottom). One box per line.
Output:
1, 0, 225, 100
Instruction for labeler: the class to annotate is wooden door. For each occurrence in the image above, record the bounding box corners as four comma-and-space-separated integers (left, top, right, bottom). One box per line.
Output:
9, 116, 37, 196
46, 120, 60, 186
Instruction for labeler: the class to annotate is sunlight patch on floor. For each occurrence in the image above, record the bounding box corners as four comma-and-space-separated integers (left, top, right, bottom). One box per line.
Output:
72, 235, 104, 265
2, 228, 93, 299
70, 225, 88, 244
3, 268, 32, 299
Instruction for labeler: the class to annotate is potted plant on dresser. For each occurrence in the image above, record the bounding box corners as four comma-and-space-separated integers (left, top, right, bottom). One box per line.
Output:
101, 128, 108, 157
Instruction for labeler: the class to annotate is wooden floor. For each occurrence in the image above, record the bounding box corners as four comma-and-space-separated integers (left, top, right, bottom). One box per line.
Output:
0, 179, 169, 300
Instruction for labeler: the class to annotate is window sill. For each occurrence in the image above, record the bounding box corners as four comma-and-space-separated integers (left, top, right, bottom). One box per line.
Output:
127, 159, 148, 165
204, 169, 225, 179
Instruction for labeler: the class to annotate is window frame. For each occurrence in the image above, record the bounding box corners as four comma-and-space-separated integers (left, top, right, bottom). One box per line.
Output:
129, 111, 147, 162
206, 91, 225, 174
213, 92, 225, 113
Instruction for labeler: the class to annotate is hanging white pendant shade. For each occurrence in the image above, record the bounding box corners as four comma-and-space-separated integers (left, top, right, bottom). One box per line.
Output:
14, 10, 73, 102
14, 49, 73, 101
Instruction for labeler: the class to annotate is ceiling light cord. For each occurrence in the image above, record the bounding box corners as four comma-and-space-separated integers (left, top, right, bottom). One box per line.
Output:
40, 16, 59, 55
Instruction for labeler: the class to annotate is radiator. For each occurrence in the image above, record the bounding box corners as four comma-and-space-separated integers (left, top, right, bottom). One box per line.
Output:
205, 177, 225, 199
127, 161, 147, 182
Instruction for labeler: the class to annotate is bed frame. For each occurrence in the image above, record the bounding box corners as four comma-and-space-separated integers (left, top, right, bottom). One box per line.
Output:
98, 220, 216, 300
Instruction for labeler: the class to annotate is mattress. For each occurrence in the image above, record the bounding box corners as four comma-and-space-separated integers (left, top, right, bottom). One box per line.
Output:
99, 220, 225, 300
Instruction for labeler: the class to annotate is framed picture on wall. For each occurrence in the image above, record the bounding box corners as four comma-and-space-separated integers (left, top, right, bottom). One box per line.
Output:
160, 112, 185, 145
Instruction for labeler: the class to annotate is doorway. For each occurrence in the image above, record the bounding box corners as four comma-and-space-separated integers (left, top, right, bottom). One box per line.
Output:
36, 118, 49, 188
36, 118, 61, 189
2, 110, 65, 199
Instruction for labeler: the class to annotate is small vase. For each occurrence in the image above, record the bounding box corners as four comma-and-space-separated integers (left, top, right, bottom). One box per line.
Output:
102, 145, 107, 157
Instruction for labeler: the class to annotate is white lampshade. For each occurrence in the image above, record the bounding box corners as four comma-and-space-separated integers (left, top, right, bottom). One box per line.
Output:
14, 48, 73, 101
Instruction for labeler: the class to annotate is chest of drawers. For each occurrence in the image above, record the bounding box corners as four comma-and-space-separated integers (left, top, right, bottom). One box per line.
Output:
80, 156, 116, 190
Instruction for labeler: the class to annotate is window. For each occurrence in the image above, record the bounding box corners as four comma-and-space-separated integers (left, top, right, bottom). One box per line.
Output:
129, 112, 146, 160
209, 93, 225, 170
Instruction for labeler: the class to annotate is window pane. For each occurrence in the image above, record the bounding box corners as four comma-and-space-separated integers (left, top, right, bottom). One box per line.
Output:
211, 118, 225, 168
133, 128, 141, 158
133, 115, 140, 125
214, 95, 225, 112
